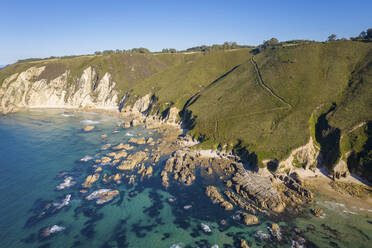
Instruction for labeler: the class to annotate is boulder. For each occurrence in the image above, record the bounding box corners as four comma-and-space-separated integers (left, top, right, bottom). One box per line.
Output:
240, 212, 259, 226
82, 174, 100, 188
240, 240, 249, 248
311, 207, 324, 217
82, 125, 95, 132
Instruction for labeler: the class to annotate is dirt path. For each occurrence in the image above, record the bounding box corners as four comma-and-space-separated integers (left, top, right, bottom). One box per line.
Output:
251, 56, 292, 108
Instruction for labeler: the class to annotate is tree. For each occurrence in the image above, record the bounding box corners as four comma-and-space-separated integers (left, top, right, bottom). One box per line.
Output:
162, 48, 169, 53
359, 31, 367, 39
169, 48, 177, 53
94, 51, 102, 55
231, 42, 238, 49
367, 28, 372, 39
328, 34, 337, 41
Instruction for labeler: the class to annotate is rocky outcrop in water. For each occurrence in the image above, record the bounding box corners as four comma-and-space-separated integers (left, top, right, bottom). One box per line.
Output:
82, 174, 100, 188
162, 150, 196, 186
82, 125, 95, 132
117, 151, 148, 170
0, 66, 119, 113
233, 170, 286, 213
86, 189, 119, 204
240, 212, 259, 226
205, 186, 233, 210
40, 224, 65, 238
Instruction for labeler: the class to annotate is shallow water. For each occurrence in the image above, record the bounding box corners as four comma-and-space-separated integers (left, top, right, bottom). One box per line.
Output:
0, 110, 371, 248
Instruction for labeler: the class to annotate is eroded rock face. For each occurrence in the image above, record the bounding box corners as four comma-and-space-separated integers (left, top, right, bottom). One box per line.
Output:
0, 66, 119, 113
279, 137, 320, 171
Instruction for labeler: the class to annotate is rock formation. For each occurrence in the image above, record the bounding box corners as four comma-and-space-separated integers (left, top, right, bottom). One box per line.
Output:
82, 174, 100, 188
0, 66, 119, 113
117, 151, 148, 170
205, 186, 233, 210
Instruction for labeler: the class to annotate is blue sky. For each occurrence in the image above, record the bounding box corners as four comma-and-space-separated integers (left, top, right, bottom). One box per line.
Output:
0, 0, 371, 65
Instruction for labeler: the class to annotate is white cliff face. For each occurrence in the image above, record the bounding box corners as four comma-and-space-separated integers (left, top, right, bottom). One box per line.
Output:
0, 66, 119, 113
278, 137, 320, 171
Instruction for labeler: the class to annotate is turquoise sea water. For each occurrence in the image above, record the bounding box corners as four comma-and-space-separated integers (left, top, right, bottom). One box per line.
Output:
0, 110, 371, 248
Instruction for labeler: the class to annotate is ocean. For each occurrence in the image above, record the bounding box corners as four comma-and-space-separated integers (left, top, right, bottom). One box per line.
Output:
0, 110, 371, 248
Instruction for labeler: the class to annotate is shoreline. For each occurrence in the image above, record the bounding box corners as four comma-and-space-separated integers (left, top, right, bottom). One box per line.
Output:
5, 107, 372, 211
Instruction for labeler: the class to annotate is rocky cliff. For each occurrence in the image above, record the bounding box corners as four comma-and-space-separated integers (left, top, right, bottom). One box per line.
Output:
0, 66, 118, 114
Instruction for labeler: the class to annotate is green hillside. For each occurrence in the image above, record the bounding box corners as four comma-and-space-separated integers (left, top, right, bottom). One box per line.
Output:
1, 41, 371, 180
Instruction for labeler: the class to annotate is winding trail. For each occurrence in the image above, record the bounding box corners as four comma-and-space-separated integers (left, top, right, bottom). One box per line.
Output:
251, 56, 292, 108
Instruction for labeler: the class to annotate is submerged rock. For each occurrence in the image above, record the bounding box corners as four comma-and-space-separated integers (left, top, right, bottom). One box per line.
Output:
200, 223, 212, 233
253, 230, 270, 240
101, 144, 112, 150
40, 224, 65, 237
80, 155, 93, 162
86, 189, 119, 204
56, 177, 76, 190
169, 244, 184, 248
183, 205, 192, 210
101, 134, 108, 139
54, 194, 71, 210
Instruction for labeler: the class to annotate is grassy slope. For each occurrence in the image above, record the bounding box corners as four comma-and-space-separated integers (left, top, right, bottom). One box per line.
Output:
0, 53, 192, 97
131, 49, 253, 109
185, 41, 372, 163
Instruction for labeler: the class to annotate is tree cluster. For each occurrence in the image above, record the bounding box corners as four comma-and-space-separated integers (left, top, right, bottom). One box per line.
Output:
184, 42, 250, 53
94, 47, 151, 55
351, 28, 372, 41
161, 48, 177, 53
